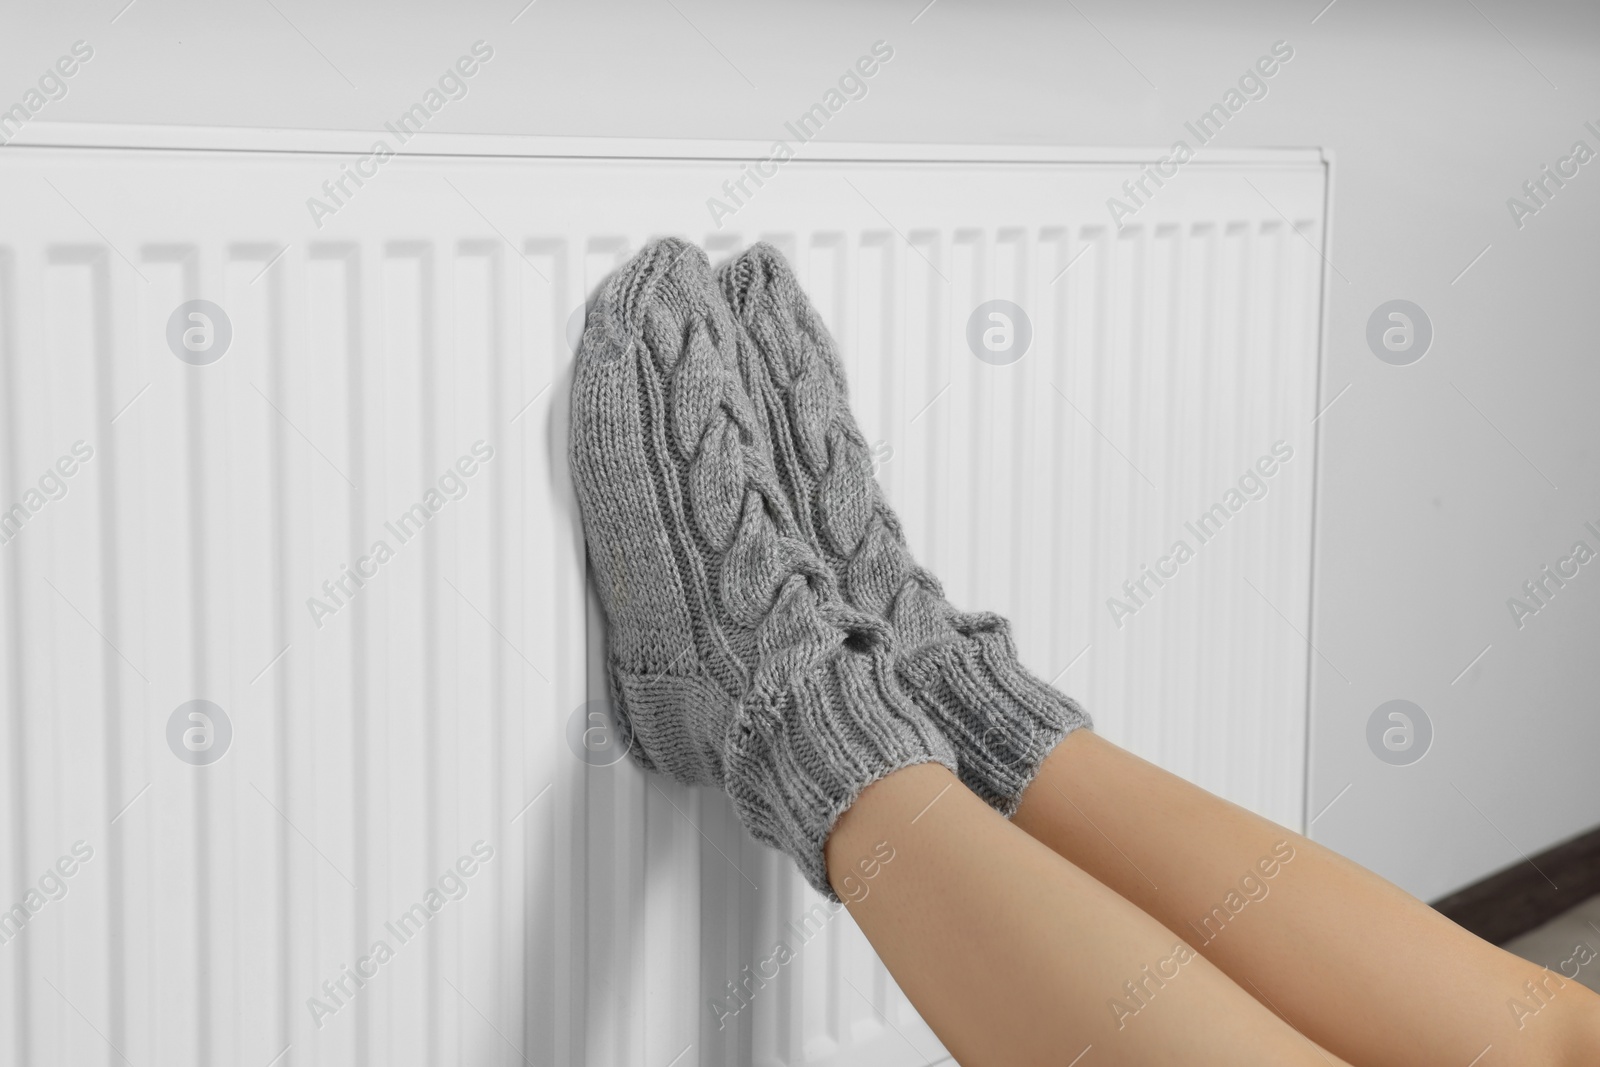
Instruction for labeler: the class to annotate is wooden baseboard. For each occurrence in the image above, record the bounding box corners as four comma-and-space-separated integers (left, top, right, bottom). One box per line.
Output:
1431, 823, 1600, 945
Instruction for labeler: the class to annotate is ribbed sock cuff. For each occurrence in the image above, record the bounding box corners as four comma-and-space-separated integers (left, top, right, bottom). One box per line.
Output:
724, 639, 957, 900
897, 613, 1091, 817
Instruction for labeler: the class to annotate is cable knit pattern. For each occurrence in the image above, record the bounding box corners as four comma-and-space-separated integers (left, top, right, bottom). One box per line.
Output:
717, 243, 1091, 816
569, 238, 956, 897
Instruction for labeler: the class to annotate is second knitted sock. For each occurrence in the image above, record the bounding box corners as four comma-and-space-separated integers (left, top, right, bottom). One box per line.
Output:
716, 243, 1090, 816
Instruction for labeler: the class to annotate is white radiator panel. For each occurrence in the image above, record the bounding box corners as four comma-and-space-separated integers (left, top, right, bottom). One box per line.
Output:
0, 134, 1327, 1067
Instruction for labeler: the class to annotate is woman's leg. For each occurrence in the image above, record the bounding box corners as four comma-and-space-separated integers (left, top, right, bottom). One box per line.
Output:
825, 761, 1354, 1067
1012, 730, 1600, 1067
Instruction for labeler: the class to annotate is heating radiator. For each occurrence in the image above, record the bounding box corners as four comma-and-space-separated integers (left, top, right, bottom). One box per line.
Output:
0, 126, 1328, 1067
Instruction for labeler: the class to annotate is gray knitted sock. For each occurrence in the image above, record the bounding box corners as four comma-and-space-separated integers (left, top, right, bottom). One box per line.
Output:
716, 243, 1090, 817
569, 237, 957, 897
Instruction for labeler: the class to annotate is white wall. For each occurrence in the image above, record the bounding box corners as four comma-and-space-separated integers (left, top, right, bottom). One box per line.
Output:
6, 0, 1597, 902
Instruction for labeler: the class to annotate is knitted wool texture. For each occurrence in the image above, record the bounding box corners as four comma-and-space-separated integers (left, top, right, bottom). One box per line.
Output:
716, 243, 1091, 816
569, 237, 957, 897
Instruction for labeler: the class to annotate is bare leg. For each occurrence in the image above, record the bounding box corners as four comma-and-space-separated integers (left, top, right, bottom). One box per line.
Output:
1012, 730, 1600, 1067
825, 762, 1354, 1067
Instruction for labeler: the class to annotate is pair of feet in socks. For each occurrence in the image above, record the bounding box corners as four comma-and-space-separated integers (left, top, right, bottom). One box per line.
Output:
569, 239, 1089, 898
